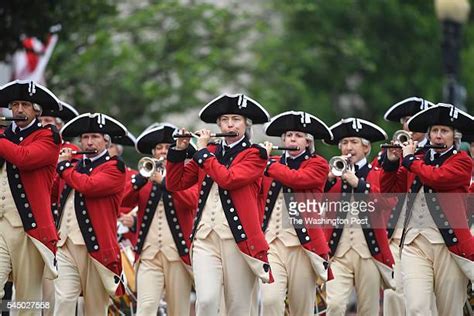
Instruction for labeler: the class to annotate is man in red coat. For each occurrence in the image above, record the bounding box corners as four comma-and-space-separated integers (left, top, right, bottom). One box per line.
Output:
39, 100, 81, 316
324, 118, 394, 316
378, 97, 436, 316
53, 113, 127, 315
0, 80, 62, 306
259, 111, 332, 315
110, 131, 139, 247
372, 97, 433, 168
166, 94, 272, 316
121, 123, 198, 316
380, 104, 473, 315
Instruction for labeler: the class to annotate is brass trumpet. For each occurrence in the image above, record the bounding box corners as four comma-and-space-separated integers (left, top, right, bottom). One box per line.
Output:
328, 154, 352, 177
138, 157, 165, 178
392, 130, 411, 144
380, 130, 446, 149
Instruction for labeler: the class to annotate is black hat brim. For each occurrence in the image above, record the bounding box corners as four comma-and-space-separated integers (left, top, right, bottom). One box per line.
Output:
265, 111, 333, 140
112, 132, 137, 147
199, 94, 270, 124
41, 101, 79, 122
136, 124, 177, 154
407, 104, 473, 134
60, 113, 128, 138
0, 80, 61, 112
384, 97, 433, 122
325, 118, 388, 145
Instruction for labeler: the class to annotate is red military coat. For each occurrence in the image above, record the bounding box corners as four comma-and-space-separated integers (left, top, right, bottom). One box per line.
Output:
0, 121, 61, 279
166, 140, 273, 283
469, 182, 473, 228
325, 162, 395, 288
262, 153, 330, 279
380, 149, 473, 281
121, 171, 198, 265
53, 151, 126, 295
118, 167, 139, 246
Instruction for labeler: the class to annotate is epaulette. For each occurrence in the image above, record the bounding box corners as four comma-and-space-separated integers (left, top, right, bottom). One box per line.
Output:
251, 143, 268, 160
44, 124, 61, 145
113, 156, 126, 173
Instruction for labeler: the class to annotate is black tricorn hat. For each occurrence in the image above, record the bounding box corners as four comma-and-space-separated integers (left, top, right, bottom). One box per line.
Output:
265, 111, 333, 140
0, 80, 61, 112
407, 103, 473, 134
199, 93, 270, 124
384, 97, 434, 122
136, 123, 177, 154
112, 131, 137, 147
41, 101, 79, 122
60, 113, 128, 138
325, 118, 388, 145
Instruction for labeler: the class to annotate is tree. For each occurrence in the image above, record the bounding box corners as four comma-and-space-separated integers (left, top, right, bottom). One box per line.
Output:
48, 1, 255, 136
0, 1, 116, 61
248, 0, 474, 158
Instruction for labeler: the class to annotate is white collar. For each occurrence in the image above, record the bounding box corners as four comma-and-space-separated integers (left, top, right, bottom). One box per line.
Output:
286, 150, 306, 160
224, 134, 246, 149
430, 145, 453, 160
86, 149, 108, 163
12, 119, 36, 132
354, 157, 367, 169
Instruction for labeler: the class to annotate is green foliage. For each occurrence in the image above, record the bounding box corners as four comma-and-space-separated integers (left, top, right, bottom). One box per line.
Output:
49, 1, 254, 136
5, 0, 472, 163
248, 0, 474, 159
0, 0, 116, 61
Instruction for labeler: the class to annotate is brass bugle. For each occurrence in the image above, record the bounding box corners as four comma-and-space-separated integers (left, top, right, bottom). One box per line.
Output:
174, 131, 239, 138
0, 116, 28, 121
273, 146, 300, 151
380, 144, 447, 149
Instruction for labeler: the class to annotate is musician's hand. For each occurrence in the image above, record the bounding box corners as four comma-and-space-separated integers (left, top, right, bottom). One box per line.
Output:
341, 168, 359, 188
386, 142, 402, 161
58, 148, 73, 162
263, 141, 273, 157
402, 139, 417, 158
118, 213, 135, 228
327, 170, 336, 182
175, 128, 190, 150
197, 129, 211, 150
149, 171, 164, 184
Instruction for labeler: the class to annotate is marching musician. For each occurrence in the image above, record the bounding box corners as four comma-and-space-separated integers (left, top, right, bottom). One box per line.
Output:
165, 94, 272, 316
0, 80, 62, 309
121, 123, 197, 316
380, 97, 436, 316
324, 118, 394, 316
259, 111, 332, 315
110, 131, 139, 247
53, 113, 127, 315
380, 104, 473, 315
40, 101, 80, 316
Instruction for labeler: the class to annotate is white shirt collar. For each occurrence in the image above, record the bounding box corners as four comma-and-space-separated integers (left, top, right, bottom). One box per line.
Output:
87, 149, 108, 163
286, 150, 306, 161
430, 145, 453, 161
224, 134, 246, 149
12, 119, 37, 132
417, 137, 428, 148
354, 157, 367, 170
